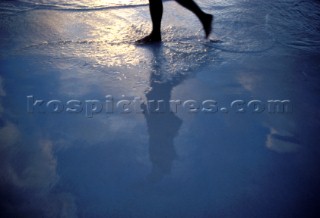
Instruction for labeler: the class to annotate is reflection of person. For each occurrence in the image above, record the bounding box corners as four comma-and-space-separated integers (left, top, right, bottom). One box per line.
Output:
143, 45, 185, 182
143, 100, 182, 182
137, 0, 213, 43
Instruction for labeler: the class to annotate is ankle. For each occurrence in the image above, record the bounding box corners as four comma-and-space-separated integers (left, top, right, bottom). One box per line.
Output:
151, 31, 161, 38
201, 13, 212, 22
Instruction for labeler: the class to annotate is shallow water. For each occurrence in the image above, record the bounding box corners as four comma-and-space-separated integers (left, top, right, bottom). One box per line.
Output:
0, 0, 320, 217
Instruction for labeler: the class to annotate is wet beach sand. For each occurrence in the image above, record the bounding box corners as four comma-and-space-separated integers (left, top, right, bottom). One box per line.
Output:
0, 0, 320, 217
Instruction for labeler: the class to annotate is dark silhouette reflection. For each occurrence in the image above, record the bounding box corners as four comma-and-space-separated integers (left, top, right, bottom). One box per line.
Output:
143, 45, 188, 182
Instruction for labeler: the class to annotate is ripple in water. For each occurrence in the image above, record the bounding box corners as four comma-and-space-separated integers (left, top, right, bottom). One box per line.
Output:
268, 0, 320, 53
210, 20, 275, 53
0, 0, 148, 15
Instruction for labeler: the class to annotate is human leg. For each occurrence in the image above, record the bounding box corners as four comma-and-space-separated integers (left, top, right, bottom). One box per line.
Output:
136, 0, 163, 43
175, 0, 213, 38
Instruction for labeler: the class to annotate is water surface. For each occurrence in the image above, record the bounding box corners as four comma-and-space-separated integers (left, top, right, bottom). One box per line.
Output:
0, 0, 319, 217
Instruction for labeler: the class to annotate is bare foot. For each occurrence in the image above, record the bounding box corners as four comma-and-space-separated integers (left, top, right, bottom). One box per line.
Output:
136, 33, 161, 44
201, 14, 214, 39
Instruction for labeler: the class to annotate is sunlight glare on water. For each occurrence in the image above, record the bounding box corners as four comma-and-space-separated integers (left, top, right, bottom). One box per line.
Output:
18, 0, 148, 8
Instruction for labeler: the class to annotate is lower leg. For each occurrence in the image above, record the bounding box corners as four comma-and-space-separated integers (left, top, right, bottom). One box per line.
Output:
137, 0, 163, 43
175, 0, 213, 38
150, 0, 163, 37
175, 0, 205, 18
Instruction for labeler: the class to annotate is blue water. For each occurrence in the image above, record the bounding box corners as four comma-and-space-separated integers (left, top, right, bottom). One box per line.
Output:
0, 0, 320, 217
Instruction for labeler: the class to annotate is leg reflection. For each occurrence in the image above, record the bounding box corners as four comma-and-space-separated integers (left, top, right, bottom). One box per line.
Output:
143, 45, 187, 182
